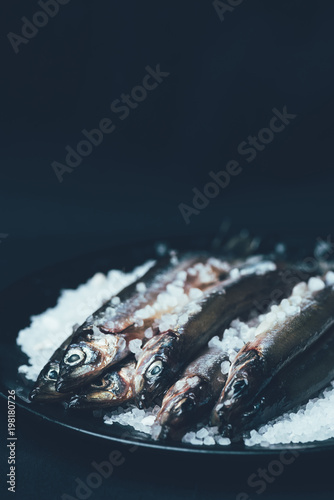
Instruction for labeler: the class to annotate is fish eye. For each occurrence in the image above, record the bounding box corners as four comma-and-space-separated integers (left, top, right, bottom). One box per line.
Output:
64, 348, 86, 366
233, 377, 248, 396
90, 378, 110, 389
46, 367, 59, 381
146, 360, 163, 379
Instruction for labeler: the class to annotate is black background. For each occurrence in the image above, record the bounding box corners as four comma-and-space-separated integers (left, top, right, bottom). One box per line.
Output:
1, 0, 334, 499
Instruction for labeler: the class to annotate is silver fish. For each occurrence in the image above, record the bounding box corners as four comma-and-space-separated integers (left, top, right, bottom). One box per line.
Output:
152, 346, 228, 441
227, 324, 334, 437
57, 252, 225, 392
133, 265, 290, 408
212, 282, 334, 430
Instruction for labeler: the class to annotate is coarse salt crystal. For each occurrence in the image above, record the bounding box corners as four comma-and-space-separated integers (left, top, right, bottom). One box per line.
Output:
189, 288, 203, 300
221, 360, 230, 375
292, 282, 308, 296
308, 277, 325, 293
136, 282, 146, 293
196, 428, 209, 439
187, 267, 197, 277
144, 327, 154, 339
176, 271, 187, 281
179, 313, 189, 325
325, 271, 334, 286
216, 436, 231, 446
204, 436, 215, 446
129, 339, 142, 354
141, 415, 155, 426
230, 268, 240, 279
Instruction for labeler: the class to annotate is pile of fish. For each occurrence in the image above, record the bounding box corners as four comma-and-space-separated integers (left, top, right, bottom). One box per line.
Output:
29, 250, 334, 442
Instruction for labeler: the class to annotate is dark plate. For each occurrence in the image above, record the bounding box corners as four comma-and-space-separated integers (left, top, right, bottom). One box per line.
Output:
1, 234, 334, 455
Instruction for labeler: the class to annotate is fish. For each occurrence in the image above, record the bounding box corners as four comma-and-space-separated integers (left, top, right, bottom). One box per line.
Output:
227, 324, 334, 437
211, 279, 334, 430
67, 360, 136, 409
151, 346, 228, 441
56, 252, 227, 393
133, 263, 293, 408
29, 328, 78, 402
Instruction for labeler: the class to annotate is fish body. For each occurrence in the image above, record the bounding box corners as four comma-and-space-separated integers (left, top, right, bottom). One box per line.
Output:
212, 281, 334, 429
67, 360, 136, 409
133, 266, 292, 408
57, 252, 226, 392
152, 346, 228, 440
229, 325, 334, 437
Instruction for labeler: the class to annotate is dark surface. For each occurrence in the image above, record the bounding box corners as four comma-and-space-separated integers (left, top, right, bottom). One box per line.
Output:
1, 0, 334, 498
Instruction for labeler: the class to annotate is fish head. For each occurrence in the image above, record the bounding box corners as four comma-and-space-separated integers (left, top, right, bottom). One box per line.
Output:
212, 349, 261, 427
56, 327, 123, 392
29, 361, 63, 401
133, 331, 179, 408
68, 364, 135, 409
153, 375, 203, 439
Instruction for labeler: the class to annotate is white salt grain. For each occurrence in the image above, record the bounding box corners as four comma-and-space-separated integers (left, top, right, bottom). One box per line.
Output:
308, 277, 325, 293
141, 415, 155, 426
216, 437, 231, 446
136, 282, 146, 293
129, 339, 143, 354
230, 268, 240, 279
204, 436, 215, 446
144, 327, 154, 339
196, 427, 209, 439
325, 271, 334, 286
189, 288, 203, 300
221, 361, 230, 375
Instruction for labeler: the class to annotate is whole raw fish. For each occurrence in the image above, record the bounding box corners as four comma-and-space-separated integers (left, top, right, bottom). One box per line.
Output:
227, 324, 334, 437
152, 346, 228, 440
212, 279, 334, 429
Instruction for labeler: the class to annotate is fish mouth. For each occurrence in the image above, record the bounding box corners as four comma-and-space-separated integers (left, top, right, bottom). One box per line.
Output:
29, 387, 44, 402
212, 375, 249, 427
67, 394, 88, 409
29, 386, 64, 402
67, 390, 124, 410
154, 395, 195, 438
151, 421, 170, 440
135, 391, 152, 409
152, 425, 184, 442
56, 372, 92, 393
